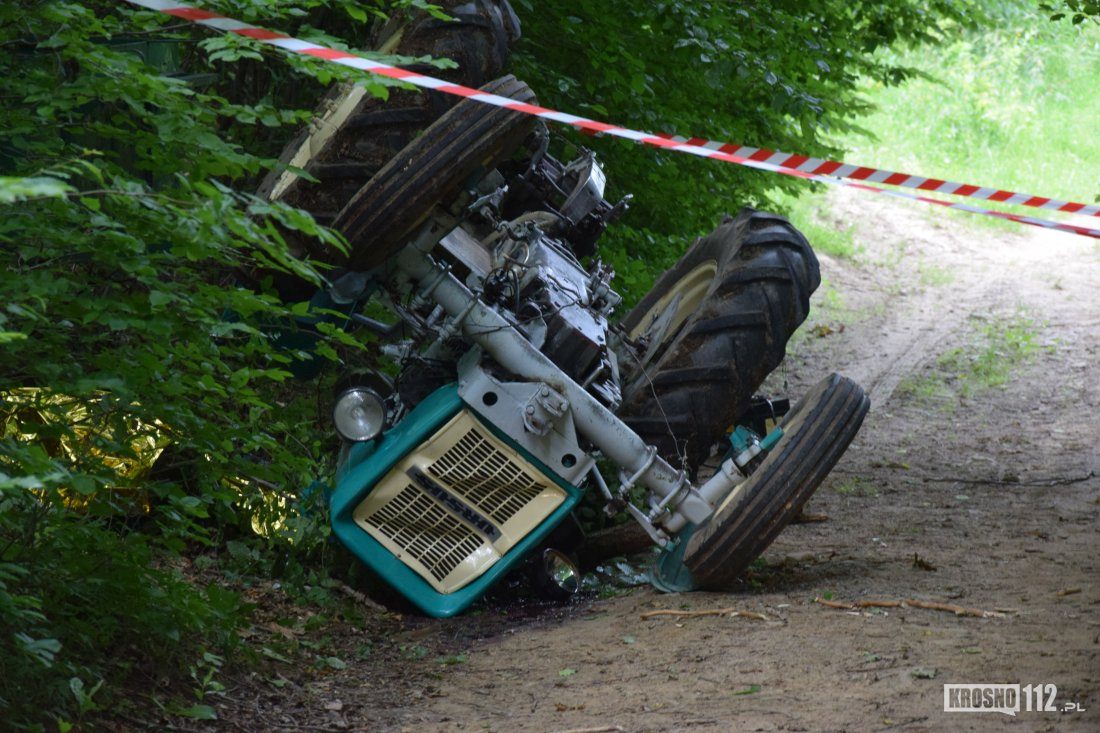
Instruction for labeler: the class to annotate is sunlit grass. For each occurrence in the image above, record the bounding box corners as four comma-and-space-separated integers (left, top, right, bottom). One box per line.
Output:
937, 312, 1047, 394
780, 10, 1100, 239
774, 190, 864, 260
850, 18, 1100, 211
895, 310, 1048, 405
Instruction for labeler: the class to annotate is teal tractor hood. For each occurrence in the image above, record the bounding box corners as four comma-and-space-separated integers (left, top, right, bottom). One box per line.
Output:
329, 384, 583, 617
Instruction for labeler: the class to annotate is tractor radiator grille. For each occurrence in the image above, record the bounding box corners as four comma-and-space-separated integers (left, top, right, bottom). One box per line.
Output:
365, 484, 485, 583
353, 410, 568, 593
427, 428, 550, 526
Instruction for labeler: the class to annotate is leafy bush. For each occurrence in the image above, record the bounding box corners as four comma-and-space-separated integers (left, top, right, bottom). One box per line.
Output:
0, 1, 421, 727
1041, 0, 1100, 24
839, 1, 1099, 223
0, 510, 249, 728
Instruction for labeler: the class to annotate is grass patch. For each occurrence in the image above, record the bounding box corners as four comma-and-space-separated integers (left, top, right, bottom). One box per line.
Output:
834, 476, 879, 497
787, 277, 862, 358
917, 260, 955, 287
845, 9, 1100, 228
898, 311, 1049, 406
815, 279, 848, 316
775, 191, 863, 260
937, 313, 1046, 394
775, 8, 1098, 250
895, 373, 951, 404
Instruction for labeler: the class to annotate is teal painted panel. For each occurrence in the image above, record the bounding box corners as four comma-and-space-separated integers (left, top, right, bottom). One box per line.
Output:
329, 384, 584, 617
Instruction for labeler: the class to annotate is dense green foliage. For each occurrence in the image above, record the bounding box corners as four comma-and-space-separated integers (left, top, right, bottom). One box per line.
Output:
1041, 0, 1100, 23
1, 0, 1072, 728
847, 3, 1099, 208
0, 1, 428, 727
510, 0, 981, 303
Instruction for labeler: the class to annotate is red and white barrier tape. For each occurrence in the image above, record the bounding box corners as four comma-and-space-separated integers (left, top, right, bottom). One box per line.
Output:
651, 133, 1100, 219
121, 0, 1100, 241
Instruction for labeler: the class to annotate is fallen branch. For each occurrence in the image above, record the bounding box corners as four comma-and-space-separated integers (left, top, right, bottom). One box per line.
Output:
815, 597, 1004, 618
335, 583, 389, 613
905, 599, 1004, 618
816, 598, 901, 610
640, 608, 768, 621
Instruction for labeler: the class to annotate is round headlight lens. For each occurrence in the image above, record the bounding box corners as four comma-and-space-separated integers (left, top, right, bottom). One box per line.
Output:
332, 388, 386, 442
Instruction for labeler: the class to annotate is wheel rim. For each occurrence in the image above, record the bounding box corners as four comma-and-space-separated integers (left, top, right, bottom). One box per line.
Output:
653, 375, 845, 592
265, 85, 371, 202
627, 260, 717, 342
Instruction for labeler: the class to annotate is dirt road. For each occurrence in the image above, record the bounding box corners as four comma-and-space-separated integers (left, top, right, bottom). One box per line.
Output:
226, 191, 1099, 733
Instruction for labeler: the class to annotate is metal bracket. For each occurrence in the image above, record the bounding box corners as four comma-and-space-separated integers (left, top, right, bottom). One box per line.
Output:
523, 384, 569, 436
467, 183, 509, 219
625, 501, 672, 550
456, 351, 594, 485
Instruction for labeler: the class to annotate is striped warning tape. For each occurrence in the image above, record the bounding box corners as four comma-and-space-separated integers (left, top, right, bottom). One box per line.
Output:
652, 133, 1100, 219
120, 0, 1100, 241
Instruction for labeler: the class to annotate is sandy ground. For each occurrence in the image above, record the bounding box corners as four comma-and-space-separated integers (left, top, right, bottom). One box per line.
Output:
216, 190, 1099, 733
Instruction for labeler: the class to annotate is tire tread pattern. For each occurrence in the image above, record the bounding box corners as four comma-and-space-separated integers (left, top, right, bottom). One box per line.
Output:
332, 76, 536, 270
619, 208, 820, 471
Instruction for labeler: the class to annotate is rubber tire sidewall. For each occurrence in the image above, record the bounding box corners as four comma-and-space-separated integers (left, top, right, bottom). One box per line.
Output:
332, 75, 536, 271
682, 373, 870, 589
618, 208, 820, 472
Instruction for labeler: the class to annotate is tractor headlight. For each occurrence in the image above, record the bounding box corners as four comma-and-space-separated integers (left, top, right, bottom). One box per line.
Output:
333, 388, 386, 442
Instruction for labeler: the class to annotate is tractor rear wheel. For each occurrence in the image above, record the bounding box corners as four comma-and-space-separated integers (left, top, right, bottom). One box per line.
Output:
618, 208, 820, 473
258, 0, 521, 219
256, 1, 522, 299
332, 75, 536, 271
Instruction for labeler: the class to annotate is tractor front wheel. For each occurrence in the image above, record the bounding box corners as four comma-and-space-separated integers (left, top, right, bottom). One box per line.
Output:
656, 373, 870, 590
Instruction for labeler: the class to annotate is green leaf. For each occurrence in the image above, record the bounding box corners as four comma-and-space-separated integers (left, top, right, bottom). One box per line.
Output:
149, 290, 174, 308
261, 647, 291, 663
0, 176, 74, 203
16, 634, 62, 666
435, 653, 468, 665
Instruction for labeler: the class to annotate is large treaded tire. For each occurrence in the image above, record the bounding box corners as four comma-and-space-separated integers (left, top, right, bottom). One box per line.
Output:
258, 0, 520, 221
254, 2, 521, 300
618, 208, 820, 472
332, 75, 536, 271
682, 373, 869, 588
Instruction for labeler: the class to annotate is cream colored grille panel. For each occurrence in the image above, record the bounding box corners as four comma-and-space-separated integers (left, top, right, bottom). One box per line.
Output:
352, 411, 568, 594
427, 430, 548, 526
366, 484, 485, 583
